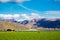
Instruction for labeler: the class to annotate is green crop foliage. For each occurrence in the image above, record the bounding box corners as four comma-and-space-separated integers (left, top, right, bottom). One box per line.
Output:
0, 31, 60, 40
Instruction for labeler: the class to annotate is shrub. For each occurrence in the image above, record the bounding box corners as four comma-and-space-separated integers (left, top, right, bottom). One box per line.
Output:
7, 29, 12, 31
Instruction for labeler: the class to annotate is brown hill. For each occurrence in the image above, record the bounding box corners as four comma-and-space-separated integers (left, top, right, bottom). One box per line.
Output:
0, 21, 32, 31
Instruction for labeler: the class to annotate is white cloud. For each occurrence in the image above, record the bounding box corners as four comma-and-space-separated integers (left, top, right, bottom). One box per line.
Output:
21, 14, 29, 19
0, 13, 44, 21
0, 14, 10, 19
20, 13, 44, 21
13, 14, 20, 19
0, 14, 20, 19
44, 11, 60, 18
30, 13, 44, 19
15, 0, 30, 3
0, 0, 10, 2
45, 11, 60, 15
0, 0, 30, 3
31, 13, 41, 18
0, 14, 12, 19
3, 14, 13, 19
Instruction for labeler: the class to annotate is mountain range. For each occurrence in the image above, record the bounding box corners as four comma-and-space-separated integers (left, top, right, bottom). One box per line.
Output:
2, 18, 60, 28
0, 18, 60, 31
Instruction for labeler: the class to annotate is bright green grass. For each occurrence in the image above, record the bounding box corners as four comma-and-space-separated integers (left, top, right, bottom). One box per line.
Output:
0, 31, 60, 40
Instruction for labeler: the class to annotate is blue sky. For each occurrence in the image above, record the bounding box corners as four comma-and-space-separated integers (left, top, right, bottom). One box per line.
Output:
0, 0, 60, 21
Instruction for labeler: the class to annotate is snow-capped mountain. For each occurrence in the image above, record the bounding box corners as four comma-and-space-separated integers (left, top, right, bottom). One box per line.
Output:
0, 18, 60, 28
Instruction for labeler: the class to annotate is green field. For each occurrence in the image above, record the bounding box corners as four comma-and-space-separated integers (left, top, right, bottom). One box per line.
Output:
0, 31, 60, 40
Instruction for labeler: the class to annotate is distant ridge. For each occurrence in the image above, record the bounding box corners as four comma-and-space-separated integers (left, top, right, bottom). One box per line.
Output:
0, 21, 32, 31
0, 18, 60, 31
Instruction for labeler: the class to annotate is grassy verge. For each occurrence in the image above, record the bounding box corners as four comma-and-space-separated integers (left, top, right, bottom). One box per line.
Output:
0, 31, 60, 40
